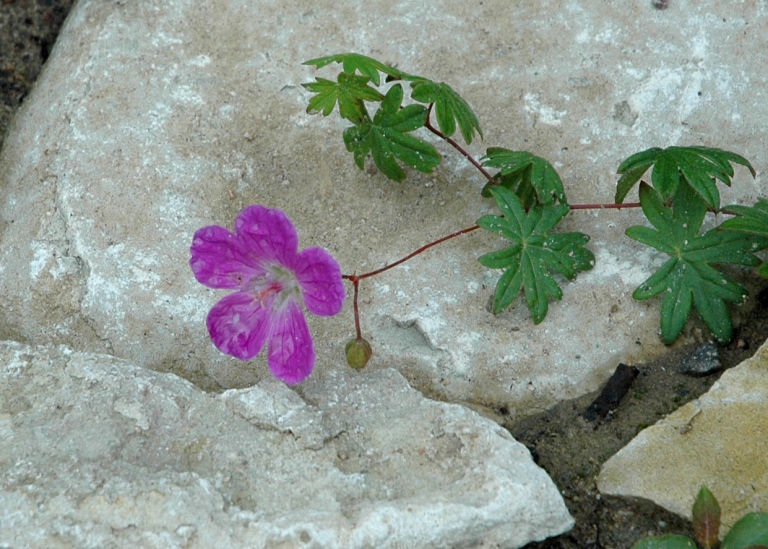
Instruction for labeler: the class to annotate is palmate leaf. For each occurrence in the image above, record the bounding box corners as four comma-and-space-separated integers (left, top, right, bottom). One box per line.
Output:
409, 79, 483, 144
478, 186, 594, 323
721, 198, 768, 277
303, 53, 405, 86
615, 146, 755, 210
342, 84, 441, 182
626, 182, 768, 343
480, 148, 567, 207
302, 73, 384, 123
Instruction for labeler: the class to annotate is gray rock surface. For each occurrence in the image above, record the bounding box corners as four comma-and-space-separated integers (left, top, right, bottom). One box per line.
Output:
0, 340, 573, 548
597, 339, 768, 536
3, 0, 766, 416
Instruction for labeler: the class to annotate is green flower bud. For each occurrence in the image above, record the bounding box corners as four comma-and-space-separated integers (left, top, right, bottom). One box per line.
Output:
345, 337, 372, 369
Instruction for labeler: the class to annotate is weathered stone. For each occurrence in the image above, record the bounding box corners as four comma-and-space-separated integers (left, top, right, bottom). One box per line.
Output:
0, 0, 766, 416
0, 341, 573, 548
597, 339, 768, 536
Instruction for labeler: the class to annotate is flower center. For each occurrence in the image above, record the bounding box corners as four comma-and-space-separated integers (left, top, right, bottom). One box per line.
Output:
249, 264, 300, 311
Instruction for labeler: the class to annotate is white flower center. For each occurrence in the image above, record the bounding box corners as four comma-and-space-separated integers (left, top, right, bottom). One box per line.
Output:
249, 264, 300, 311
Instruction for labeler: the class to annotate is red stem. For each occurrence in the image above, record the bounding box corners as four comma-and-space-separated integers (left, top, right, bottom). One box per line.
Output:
423, 105, 642, 211
423, 105, 497, 184
342, 102, 646, 337
343, 224, 481, 281
342, 224, 481, 340
351, 277, 362, 339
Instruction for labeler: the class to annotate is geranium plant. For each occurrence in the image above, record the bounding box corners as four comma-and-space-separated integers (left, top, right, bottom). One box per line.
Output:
190, 53, 768, 383
302, 53, 768, 356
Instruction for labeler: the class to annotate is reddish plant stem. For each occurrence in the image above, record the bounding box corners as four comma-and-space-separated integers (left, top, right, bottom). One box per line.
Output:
423, 105, 643, 211
342, 224, 481, 339
423, 105, 497, 184
343, 103, 647, 337
343, 224, 481, 281
351, 277, 362, 339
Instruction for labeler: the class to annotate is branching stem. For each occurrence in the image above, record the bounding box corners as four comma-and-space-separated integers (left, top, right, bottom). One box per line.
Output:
424, 105, 496, 183
343, 102, 646, 338
424, 104, 643, 211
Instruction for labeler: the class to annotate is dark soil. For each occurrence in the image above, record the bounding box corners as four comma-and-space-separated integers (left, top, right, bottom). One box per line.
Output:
510, 283, 768, 549
3, 3, 767, 548
0, 0, 75, 148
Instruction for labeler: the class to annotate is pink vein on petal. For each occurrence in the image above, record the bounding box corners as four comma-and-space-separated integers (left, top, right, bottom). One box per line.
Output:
207, 292, 272, 360
268, 301, 315, 385
190, 225, 265, 289
294, 247, 345, 316
235, 205, 299, 267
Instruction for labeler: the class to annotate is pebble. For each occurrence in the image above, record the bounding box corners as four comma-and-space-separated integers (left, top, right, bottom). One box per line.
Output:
678, 342, 722, 376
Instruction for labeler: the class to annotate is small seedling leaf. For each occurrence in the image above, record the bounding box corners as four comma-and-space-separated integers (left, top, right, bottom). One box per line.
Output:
721, 513, 768, 549
615, 146, 756, 209
342, 84, 440, 181
692, 486, 721, 549
630, 534, 698, 549
478, 186, 593, 323
409, 79, 483, 144
627, 182, 767, 343
481, 148, 567, 206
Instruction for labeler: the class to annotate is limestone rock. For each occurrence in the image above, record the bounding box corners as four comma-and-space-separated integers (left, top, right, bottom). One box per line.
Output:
597, 339, 768, 536
0, 341, 573, 548
1, 0, 766, 415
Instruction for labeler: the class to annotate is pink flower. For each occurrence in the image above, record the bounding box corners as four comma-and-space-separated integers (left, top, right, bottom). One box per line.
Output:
190, 205, 345, 384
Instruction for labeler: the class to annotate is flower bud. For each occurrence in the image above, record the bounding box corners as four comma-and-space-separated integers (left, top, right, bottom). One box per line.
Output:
345, 337, 372, 369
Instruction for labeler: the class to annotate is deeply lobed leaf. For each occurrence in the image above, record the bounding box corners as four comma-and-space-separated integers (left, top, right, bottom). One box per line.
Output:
627, 182, 767, 343
303, 53, 405, 86
721, 198, 768, 277
409, 79, 483, 144
615, 146, 755, 209
342, 84, 441, 181
478, 186, 593, 323
721, 198, 768, 234
302, 73, 384, 123
481, 148, 567, 206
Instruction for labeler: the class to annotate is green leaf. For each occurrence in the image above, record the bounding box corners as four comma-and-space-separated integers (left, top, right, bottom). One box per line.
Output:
615, 146, 756, 209
721, 198, 768, 277
481, 148, 567, 206
302, 73, 384, 123
477, 186, 594, 323
303, 53, 405, 86
721, 198, 768, 235
721, 513, 768, 549
631, 535, 698, 549
342, 84, 441, 182
409, 79, 483, 144
627, 182, 768, 343
692, 486, 721, 549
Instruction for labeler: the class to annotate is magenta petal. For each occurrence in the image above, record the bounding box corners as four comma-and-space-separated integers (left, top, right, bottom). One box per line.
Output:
293, 247, 345, 316
190, 225, 265, 289
267, 301, 315, 384
235, 205, 299, 267
207, 292, 271, 360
